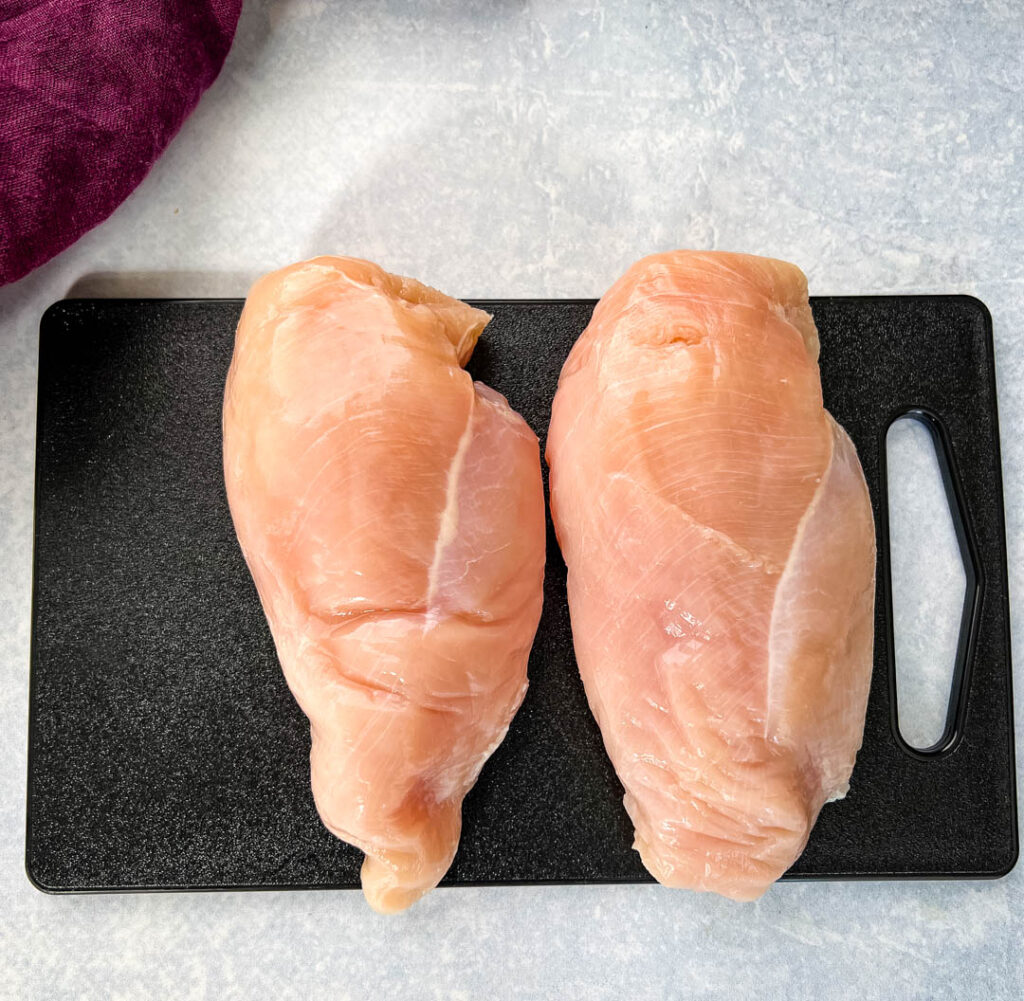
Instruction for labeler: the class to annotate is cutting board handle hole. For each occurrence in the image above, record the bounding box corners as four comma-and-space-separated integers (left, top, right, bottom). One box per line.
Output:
884, 410, 979, 754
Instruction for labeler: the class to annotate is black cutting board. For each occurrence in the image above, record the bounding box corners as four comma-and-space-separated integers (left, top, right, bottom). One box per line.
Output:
27, 295, 1017, 892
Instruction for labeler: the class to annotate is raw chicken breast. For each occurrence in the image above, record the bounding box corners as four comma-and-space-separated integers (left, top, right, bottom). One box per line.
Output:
224, 257, 545, 913
547, 251, 875, 901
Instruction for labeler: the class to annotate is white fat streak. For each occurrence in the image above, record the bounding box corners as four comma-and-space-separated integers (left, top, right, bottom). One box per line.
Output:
425, 393, 475, 618
764, 425, 835, 739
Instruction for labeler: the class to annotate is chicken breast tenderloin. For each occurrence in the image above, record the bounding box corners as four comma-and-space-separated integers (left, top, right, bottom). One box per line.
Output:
224, 257, 546, 913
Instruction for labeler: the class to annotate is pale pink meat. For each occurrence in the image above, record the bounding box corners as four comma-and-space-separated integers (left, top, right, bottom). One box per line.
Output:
547, 251, 875, 900
224, 257, 545, 912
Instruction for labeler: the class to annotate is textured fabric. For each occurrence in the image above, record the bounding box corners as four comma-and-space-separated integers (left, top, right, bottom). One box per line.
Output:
0, 0, 242, 285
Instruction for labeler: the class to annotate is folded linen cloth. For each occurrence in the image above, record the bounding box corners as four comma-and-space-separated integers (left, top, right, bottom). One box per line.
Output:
0, 0, 243, 285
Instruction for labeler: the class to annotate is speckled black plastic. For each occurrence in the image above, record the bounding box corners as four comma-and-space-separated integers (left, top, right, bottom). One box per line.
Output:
27, 296, 1016, 893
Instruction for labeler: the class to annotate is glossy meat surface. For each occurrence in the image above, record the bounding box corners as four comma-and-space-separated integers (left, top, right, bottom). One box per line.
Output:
547, 251, 875, 900
224, 257, 545, 912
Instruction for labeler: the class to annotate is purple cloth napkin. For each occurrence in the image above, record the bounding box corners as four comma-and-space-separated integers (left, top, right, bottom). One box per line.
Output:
0, 0, 243, 286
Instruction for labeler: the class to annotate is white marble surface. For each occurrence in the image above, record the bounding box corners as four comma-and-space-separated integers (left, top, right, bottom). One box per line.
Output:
1, 1, 1021, 997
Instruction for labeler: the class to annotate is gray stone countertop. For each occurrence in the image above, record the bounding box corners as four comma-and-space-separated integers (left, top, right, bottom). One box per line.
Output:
1, 2, 1020, 998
